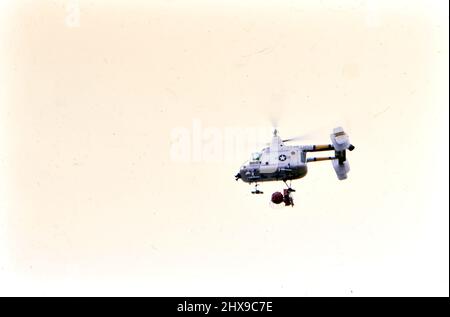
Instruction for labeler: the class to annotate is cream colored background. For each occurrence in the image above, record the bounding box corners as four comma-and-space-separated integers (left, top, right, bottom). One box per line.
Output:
0, 0, 448, 296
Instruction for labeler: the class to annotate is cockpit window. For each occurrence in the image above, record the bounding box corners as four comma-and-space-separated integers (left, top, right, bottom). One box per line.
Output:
251, 152, 261, 161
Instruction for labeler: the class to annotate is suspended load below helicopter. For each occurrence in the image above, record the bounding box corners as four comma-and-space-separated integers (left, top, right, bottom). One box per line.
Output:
234, 127, 355, 207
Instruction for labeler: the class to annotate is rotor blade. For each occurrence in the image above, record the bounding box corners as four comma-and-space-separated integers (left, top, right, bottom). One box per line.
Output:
282, 134, 314, 142
281, 128, 327, 143
282, 136, 307, 142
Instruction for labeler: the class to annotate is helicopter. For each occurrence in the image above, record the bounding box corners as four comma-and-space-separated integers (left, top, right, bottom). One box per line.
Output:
234, 127, 355, 207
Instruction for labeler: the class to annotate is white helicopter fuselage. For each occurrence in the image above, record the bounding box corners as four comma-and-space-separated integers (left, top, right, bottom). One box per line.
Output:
238, 133, 308, 183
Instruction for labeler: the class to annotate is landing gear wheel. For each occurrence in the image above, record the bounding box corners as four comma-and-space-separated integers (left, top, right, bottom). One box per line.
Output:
251, 184, 263, 194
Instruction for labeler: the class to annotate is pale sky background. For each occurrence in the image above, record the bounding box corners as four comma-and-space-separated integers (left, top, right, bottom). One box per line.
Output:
0, 0, 448, 296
